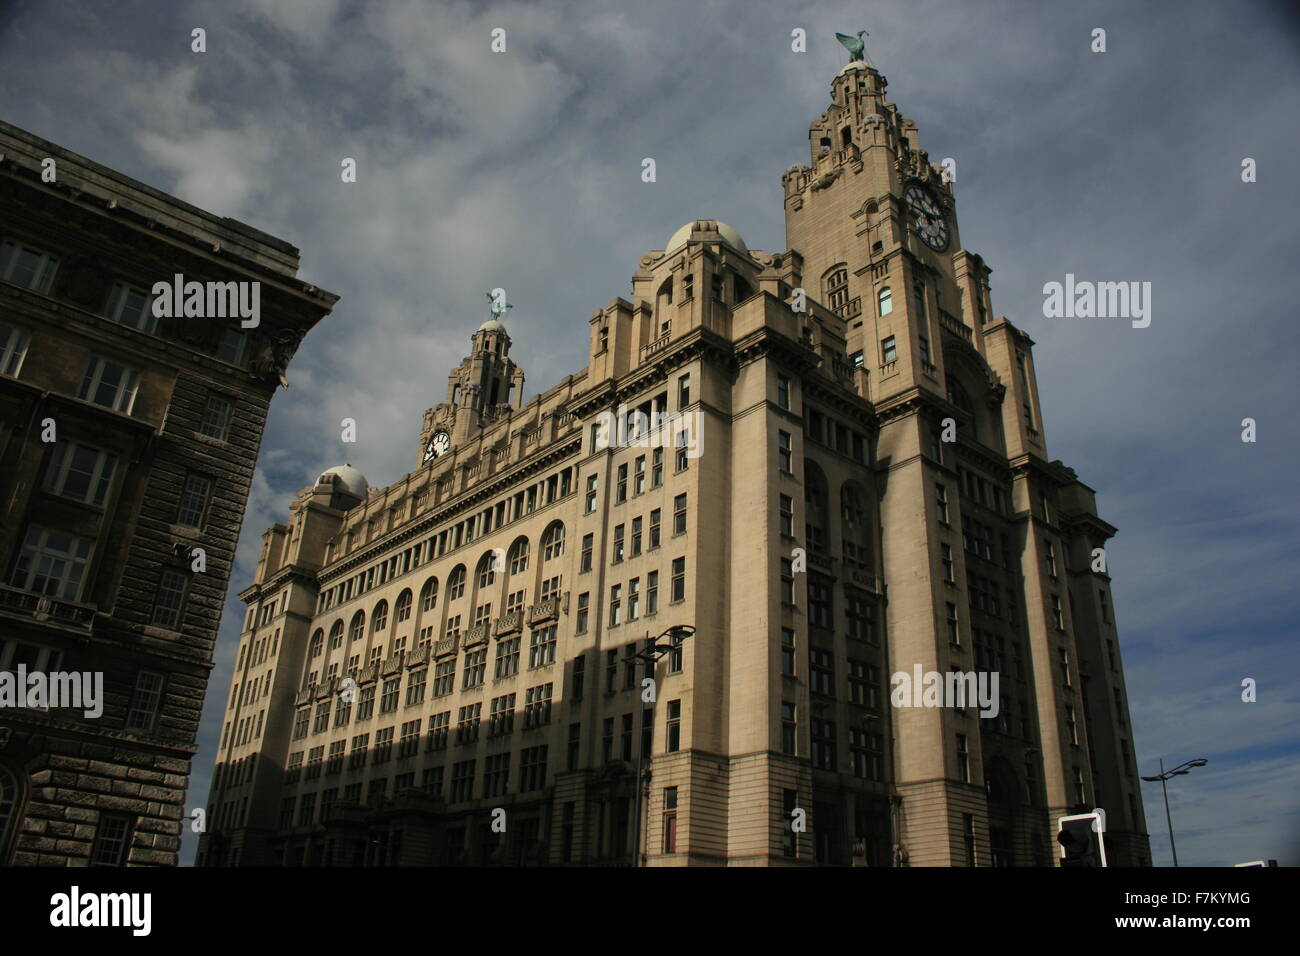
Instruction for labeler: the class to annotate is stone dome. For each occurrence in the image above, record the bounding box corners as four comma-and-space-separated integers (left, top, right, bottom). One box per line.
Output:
317, 463, 369, 498
665, 219, 749, 257
478, 318, 506, 333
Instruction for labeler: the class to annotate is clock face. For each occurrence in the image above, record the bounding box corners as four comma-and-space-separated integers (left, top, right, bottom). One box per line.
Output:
424, 430, 450, 462
904, 182, 950, 252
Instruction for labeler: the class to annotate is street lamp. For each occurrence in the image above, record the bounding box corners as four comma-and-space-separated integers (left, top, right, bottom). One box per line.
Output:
1140, 757, 1207, 867
623, 624, 695, 867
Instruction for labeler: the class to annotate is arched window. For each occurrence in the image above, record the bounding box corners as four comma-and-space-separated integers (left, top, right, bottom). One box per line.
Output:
372, 600, 389, 633
328, 620, 344, 649
508, 538, 530, 575
309, 630, 324, 658
477, 551, 498, 589
349, 611, 365, 644
945, 374, 978, 443
878, 286, 893, 316
542, 523, 565, 561
448, 566, 466, 601
841, 483, 872, 567
804, 461, 830, 554
0, 762, 25, 865
419, 577, 438, 613
824, 266, 849, 313
395, 589, 413, 623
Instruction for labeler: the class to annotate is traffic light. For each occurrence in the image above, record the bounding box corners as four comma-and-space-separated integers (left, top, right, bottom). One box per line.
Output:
1057, 810, 1107, 867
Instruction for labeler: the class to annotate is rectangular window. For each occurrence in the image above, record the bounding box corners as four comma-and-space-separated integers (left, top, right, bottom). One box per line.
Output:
616, 464, 628, 503
0, 238, 59, 292
646, 571, 659, 615
651, 447, 664, 488
176, 473, 213, 528
609, 584, 622, 626
529, 625, 557, 668
881, 336, 897, 364
406, 668, 427, 706
666, 699, 681, 752
649, 509, 662, 549
218, 328, 246, 366
935, 483, 949, 524
678, 373, 691, 409
524, 683, 553, 728
495, 637, 520, 679
199, 393, 232, 440
520, 745, 548, 791
89, 814, 133, 866
0, 323, 30, 377
462, 648, 487, 689
810, 648, 834, 696
778, 431, 792, 473
612, 523, 625, 563
151, 570, 189, 628
12, 525, 94, 601
781, 627, 796, 676
43, 441, 117, 506
957, 734, 970, 782
575, 592, 590, 634
673, 493, 687, 534
125, 671, 165, 730
378, 676, 400, 713
628, 577, 641, 621
105, 281, 157, 332
777, 373, 790, 409
671, 557, 686, 603
634, 455, 646, 495
581, 533, 594, 573
450, 760, 476, 802
811, 711, 836, 770
585, 475, 598, 513
78, 355, 140, 413
779, 494, 794, 536
484, 753, 511, 798
630, 516, 642, 557
781, 702, 797, 755
567, 722, 581, 770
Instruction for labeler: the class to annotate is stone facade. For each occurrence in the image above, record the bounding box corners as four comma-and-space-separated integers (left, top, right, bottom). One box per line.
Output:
0, 119, 336, 865
198, 62, 1148, 867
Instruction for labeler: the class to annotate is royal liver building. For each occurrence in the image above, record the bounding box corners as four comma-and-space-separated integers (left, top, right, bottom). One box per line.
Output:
198, 51, 1149, 867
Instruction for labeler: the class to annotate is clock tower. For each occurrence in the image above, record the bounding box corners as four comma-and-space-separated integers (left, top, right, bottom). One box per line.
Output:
783, 59, 998, 409
418, 313, 525, 467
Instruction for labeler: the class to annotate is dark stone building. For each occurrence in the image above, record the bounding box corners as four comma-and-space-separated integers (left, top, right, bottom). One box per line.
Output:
0, 119, 337, 865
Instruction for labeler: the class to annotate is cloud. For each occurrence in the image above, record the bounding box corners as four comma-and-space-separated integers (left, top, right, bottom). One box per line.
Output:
1, 0, 1296, 868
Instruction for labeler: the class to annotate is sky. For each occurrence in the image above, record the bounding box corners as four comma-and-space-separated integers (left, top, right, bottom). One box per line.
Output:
1, 0, 1296, 868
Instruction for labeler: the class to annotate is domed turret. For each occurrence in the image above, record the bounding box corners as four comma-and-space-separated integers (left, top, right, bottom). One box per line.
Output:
665, 219, 750, 257
317, 463, 369, 499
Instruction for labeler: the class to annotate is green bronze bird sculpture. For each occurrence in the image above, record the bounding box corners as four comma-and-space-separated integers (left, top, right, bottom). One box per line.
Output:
835, 30, 870, 64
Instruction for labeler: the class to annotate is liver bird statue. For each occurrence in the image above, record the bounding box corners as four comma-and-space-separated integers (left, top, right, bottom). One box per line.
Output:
835, 30, 870, 64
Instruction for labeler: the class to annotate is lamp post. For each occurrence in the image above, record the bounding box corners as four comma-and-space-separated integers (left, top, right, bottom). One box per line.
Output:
1140, 757, 1207, 867
624, 624, 695, 867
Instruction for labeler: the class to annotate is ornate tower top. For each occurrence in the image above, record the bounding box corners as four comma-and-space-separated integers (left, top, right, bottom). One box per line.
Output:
417, 305, 526, 467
